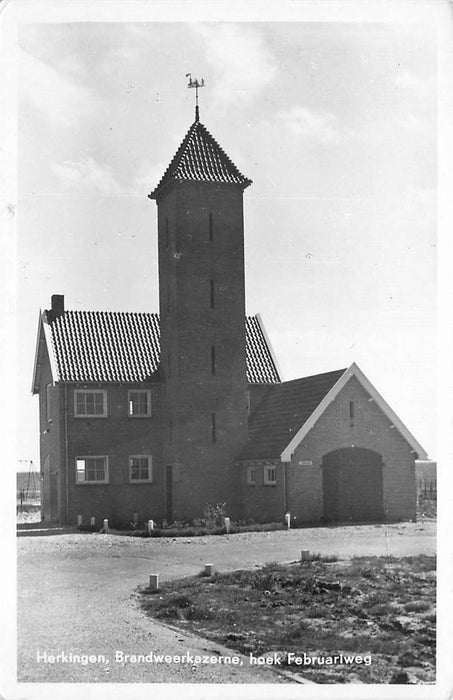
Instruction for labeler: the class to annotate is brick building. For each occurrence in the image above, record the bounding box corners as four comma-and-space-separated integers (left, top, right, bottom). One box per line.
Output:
32, 111, 427, 526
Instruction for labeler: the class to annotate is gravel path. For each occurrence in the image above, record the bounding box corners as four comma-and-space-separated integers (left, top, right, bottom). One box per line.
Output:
17, 520, 435, 684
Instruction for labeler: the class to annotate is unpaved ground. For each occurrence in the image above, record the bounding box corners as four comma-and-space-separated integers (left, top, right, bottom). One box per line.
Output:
17, 520, 435, 684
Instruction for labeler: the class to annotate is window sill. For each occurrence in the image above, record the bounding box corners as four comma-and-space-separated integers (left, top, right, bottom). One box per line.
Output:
76, 482, 109, 486
129, 480, 154, 484
74, 415, 108, 419
127, 415, 152, 419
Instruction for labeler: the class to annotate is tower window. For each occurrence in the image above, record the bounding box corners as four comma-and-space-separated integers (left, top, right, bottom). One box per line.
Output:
211, 345, 216, 374
165, 216, 169, 248
211, 412, 216, 442
209, 212, 214, 241
349, 401, 355, 420
210, 279, 215, 309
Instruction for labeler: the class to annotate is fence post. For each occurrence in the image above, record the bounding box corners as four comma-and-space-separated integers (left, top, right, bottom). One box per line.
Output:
90, 517, 96, 527
77, 515, 82, 527
285, 512, 291, 529
224, 517, 231, 534
149, 574, 159, 591
148, 519, 154, 534
301, 550, 310, 562
103, 519, 109, 533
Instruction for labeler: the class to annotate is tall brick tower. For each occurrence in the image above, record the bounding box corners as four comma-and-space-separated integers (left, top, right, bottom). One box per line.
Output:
149, 103, 252, 522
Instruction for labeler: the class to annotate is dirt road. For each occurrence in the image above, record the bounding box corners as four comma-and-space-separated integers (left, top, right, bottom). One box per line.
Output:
17, 520, 435, 684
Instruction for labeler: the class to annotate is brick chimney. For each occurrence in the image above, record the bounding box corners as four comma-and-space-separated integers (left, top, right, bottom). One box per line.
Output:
48, 294, 64, 322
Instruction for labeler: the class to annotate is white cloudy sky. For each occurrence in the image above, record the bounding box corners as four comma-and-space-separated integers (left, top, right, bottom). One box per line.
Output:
14, 13, 438, 466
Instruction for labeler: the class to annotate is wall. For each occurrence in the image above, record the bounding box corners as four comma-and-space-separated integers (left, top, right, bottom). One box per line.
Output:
157, 181, 249, 521
64, 381, 164, 526
287, 376, 417, 523
239, 461, 285, 523
38, 343, 64, 522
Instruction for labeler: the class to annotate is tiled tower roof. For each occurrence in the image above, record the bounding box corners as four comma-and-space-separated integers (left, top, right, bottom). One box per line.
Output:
149, 120, 252, 199
39, 311, 279, 386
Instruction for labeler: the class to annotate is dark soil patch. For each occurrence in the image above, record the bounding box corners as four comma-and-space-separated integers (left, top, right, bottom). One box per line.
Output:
139, 555, 436, 684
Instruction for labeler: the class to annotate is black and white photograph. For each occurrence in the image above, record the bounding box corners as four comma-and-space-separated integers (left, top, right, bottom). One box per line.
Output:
2, 0, 452, 698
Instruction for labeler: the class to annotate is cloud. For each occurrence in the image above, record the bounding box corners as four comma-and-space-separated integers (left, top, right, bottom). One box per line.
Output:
395, 113, 428, 133
394, 69, 436, 99
191, 23, 277, 104
18, 48, 96, 128
276, 106, 341, 145
52, 157, 124, 196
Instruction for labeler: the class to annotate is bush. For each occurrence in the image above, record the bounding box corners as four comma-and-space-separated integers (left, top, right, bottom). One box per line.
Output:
203, 503, 227, 528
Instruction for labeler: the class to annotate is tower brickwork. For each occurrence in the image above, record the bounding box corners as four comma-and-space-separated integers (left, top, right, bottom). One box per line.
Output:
149, 118, 252, 520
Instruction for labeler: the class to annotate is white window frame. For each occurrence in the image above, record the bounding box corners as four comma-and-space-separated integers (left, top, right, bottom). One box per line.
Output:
246, 465, 256, 486
129, 455, 153, 483
76, 456, 109, 485
74, 390, 107, 418
264, 465, 277, 486
127, 390, 151, 418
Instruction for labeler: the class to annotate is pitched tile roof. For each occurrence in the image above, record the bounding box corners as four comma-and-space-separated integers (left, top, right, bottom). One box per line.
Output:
44, 311, 280, 385
149, 120, 252, 199
238, 369, 346, 461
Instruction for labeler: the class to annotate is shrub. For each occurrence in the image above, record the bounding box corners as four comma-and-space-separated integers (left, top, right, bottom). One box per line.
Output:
203, 503, 227, 528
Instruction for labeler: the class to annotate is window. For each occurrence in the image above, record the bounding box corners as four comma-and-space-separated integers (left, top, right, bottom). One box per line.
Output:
211, 412, 217, 442
246, 466, 256, 485
128, 390, 151, 417
76, 456, 109, 484
264, 465, 277, 485
129, 455, 153, 483
46, 383, 52, 422
165, 216, 169, 248
349, 401, 355, 420
209, 212, 214, 241
211, 345, 216, 374
210, 279, 215, 309
74, 390, 107, 417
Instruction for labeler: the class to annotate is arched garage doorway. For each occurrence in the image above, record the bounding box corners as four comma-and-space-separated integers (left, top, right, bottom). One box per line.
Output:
321, 447, 384, 523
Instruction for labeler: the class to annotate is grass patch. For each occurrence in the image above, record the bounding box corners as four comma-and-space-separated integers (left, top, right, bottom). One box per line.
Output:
139, 555, 436, 684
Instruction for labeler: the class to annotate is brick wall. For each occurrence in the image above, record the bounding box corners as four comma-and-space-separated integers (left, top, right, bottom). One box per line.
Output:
240, 375, 417, 524
157, 181, 249, 521
64, 382, 164, 527
287, 376, 417, 523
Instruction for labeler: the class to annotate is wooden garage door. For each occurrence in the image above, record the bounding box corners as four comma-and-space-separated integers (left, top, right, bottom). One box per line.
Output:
322, 447, 384, 523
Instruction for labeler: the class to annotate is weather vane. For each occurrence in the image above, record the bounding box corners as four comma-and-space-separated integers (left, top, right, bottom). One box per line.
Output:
186, 73, 205, 122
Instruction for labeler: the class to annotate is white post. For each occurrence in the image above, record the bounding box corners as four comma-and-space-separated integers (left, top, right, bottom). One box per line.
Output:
285, 512, 291, 529
147, 519, 154, 534
133, 512, 138, 524
205, 563, 214, 576
149, 574, 159, 591
224, 517, 231, 534
90, 517, 95, 527
77, 515, 82, 527
103, 519, 109, 533
301, 550, 310, 562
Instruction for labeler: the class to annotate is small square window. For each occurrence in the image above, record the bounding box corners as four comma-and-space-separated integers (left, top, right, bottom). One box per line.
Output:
76, 456, 109, 484
264, 465, 277, 485
129, 455, 153, 483
246, 466, 256, 485
74, 390, 107, 417
128, 390, 151, 417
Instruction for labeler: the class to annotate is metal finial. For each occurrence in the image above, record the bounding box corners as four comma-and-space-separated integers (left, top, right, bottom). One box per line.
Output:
186, 73, 205, 122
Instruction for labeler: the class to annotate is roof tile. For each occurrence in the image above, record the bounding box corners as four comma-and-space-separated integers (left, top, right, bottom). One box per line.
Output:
47, 311, 280, 385
149, 120, 252, 198
239, 369, 346, 460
